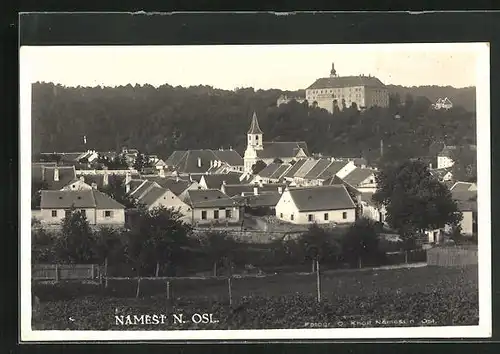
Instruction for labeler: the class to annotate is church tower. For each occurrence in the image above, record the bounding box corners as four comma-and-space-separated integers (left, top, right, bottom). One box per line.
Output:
247, 111, 263, 151
330, 62, 337, 77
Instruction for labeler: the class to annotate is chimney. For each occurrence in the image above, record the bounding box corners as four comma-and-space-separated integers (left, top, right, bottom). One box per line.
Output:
278, 186, 283, 194
197, 157, 202, 168
125, 172, 131, 185
126, 182, 130, 194
53, 168, 59, 181
91, 182, 98, 190
159, 168, 165, 178
222, 180, 227, 186
103, 171, 109, 186
176, 176, 179, 182
253, 186, 259, 196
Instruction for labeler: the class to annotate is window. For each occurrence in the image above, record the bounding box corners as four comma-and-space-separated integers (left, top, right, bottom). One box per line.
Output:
104, 210, 112, 218
308, 214, 314, 222
342, 212, 347, 219
225, 209, 232, 218
201, 210, 207, 220
290, 214, 294, 221
51, 210, 57, 217
280, 213, 283, 218
324, 213, 329, 221
214, 210, 219, 219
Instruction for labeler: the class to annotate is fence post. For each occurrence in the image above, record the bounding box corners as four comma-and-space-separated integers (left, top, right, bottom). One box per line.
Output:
55, 264, 59, 282
104, 257, 109, 288
405, 250, 408, 264
228, 277, 233, 306
316, 259, 321, 303
91, 264, 95, 279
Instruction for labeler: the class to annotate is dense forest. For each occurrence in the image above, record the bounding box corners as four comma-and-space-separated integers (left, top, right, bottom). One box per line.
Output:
31, 82, 476, 166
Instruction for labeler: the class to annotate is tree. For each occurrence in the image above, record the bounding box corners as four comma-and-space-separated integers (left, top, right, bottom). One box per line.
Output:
299, 224, 341, 271
55, 208, 96, 263
32, 180, 48, 209
93, 226, 124, 278
450, 145, 477, 182
32, 222, 56, 263
372, 160, 462, 246
199, 231, 238, 276
251, 160, 267, 175
124, 206, 192, 278
133, 153, 147, 171
341, 217, 380, 267
101, 174, 135, 208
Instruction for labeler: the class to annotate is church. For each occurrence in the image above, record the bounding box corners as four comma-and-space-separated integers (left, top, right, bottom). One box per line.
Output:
243, 112, 309, 173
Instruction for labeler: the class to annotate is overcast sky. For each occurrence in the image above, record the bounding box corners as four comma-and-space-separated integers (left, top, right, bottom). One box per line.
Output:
21, 43, 483, 90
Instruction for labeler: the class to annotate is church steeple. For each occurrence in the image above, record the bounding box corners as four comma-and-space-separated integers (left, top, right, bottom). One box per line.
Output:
248, 111, 263, 134
247, 111, 263, 150
330, 62, 337, 77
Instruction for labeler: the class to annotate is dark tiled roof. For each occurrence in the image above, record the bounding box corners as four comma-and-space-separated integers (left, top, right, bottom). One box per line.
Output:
165, 151, 188, 166
256, 142, 309, 159
322, 175, 361, 196
430, 168, 452, 180
83, 174, 105, 189
283, 159, 307, 178
212, 150, 244, 166
234, 192, 282, 207
137, 186, 168, 208
270, 163, 292, 180
130, 180, 158, 199
293, 159, 318, 178
127, 179, 146, 194
306, 76, 386, 90
146, 177, 192, 196
32, 165, 77, 190
451, 182, 476, 193
257, 163, 281, 178
287, 185, 356, 212
202, 173, 242, 189
318, 161, 349, 179
247, 112, 263, 134
185, 189, 235, 208
41, 190, 124, 209
222, 184, 255, 197
359, 192, 377, 206
303, 159, 332, 179
342, 168, 375, 187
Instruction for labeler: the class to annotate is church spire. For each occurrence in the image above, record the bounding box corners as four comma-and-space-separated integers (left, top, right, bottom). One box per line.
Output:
330, 62, 337, 77
247, 111, 263, 134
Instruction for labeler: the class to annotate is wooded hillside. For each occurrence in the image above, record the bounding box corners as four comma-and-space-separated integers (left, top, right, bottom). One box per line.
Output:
31, 82, 476, 166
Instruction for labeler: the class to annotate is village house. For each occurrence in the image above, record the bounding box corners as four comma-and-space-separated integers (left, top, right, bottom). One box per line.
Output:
143, 176, 200, 197
275, 185, 356, 225
164, 149, 244, 175
198, 173, 243, 190
358, 192, 386, 223
32, 164, 93, 191
430, 167, 454, 182
251, 162, 292, 184
437, 146, 457, 169
38, 149, 99, 165
341, 168, 378, 193
292, 158, 356, 187
276, 94, 306, 107
39, 189, 125, 227
182, 189, 241, 225
243, 112, 309, 173
433, 97, 453, 110
134, 185, 192, 222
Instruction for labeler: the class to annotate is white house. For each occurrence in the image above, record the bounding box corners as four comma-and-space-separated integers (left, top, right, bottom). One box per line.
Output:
183, 189, 241, 225
135, 185, 192, 222
429, 167, 453, 182
291, 158, 356, 187
359, 192, 386, 223
341, 168, 377, 193
437, 146, 456, 169
39, 189, 125, 227
275, 185, 356, 224
433, 97, 453, 110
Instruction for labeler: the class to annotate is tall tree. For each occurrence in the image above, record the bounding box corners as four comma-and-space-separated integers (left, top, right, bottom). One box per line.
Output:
341, 217, 380, 267
299, 224, 341, 270
55, 208, 95, 263
199, 231, 238, 276
372, 160, 462, 245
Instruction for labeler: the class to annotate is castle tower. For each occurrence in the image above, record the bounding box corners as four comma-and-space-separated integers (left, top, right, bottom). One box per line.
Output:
330, 62, 337, 77
247, 111, 263, 151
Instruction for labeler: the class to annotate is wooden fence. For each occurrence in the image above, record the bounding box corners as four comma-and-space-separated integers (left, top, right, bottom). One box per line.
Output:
33, 264, 101, 281
426, 246, 478, 267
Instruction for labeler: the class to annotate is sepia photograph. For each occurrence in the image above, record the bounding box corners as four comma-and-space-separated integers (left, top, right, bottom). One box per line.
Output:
20, 42, 491, 341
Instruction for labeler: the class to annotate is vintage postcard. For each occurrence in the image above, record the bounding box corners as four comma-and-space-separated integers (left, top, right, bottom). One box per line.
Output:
20, 42, 491, 341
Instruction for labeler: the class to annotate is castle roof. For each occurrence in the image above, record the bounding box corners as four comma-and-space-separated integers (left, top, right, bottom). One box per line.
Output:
306, 75, 386, 90
247, 112, 263, 134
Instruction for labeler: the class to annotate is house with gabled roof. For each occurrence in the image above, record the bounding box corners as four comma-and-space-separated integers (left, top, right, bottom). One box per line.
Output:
39, 189, 125, 226
289, 158, 356, 187
134, 185, 192, 221
243, 112, 309, 173
164, 148, 244, 175
341, 168, 378, 193
32, 164, 92, 191
183, 189, 241, 225
429, 167, 453, 182
275, 185, 356, 224
433, 97, 453, 110
450, 181, 477, 193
